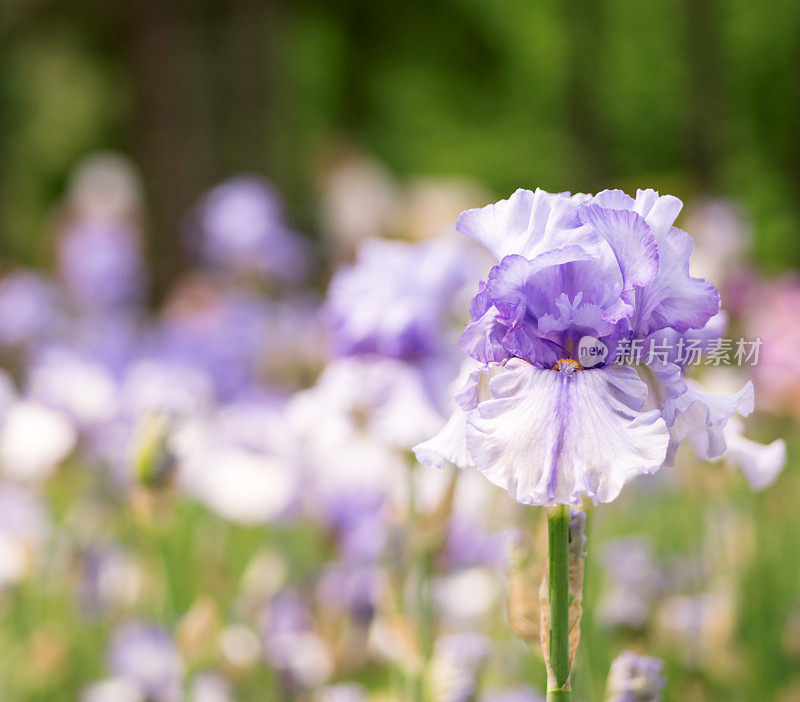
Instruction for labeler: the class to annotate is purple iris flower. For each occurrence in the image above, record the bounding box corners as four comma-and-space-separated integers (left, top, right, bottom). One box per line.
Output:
605, 650, 666, 701
326, 237, 481, 361
316, 561, 384, 623
259, 589, 333, 688
414, 188, 759, 506
597, 537, 663, 630
153, 286, 273, 401
0, 271, 62, 348
57, 220, 147, 314
108, 623, 183, 702
443, 517, 504, 570
322, 491, 388, 564
188, 175, 312, 284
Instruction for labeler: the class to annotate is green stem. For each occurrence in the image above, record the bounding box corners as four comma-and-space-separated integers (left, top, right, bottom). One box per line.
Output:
547, 504, 571, 701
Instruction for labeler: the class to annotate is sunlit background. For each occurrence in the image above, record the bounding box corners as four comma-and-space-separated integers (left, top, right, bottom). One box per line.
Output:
0, 2, 799, 701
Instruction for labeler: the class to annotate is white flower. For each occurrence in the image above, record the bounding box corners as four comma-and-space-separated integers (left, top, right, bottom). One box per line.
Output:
0, 401, 77, 482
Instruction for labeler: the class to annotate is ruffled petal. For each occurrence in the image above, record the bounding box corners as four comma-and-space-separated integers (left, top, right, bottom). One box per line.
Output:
413, 362, 494, 469
662, 379, 754, 461
641, 312, 728, 367
717, 418, 786, 490
413, 407, 473, 470
640, 360, 687, 412
578, 204, 659, 297
456, 189, 590, 261
634, 189, 683, 236
634, 227, 720, 336
592, 189, 636, 211
459, 306, 509, 365
486, 248, 596, 324
465, 247, 603, 366
464, 360, 669, 505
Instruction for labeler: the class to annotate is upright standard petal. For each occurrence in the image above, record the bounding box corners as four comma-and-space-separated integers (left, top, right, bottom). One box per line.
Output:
464, 360, 669, 505
633, 227, 720, 336
634, 189, 683, 236
456, 189, 590, 261
578, 204, 659, 301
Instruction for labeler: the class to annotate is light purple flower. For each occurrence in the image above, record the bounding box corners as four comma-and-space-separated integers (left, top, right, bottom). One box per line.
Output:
57, 220, 147, 313
443, 517, 504, 570
597, 538, 662, 630
605, 650, 666, 701
154, 283, 317, 400
327, 237, 481, 362
108, 623, 183, 702
27, 348, 119, 429
316, 562, 385, 623
288, 356, 442, 508
415, 188, 761, 506
717, 417, 785, 490
321, 491, 388, 564
260, 589, 333, 688
64, 313, 146, 378
188, 175, 312, 283
0, 271, 62, 348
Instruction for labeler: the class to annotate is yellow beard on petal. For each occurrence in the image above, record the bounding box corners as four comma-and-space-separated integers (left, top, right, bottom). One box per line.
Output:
553, 358, 582, 374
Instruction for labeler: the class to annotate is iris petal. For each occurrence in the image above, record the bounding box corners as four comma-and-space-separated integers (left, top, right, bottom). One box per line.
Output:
662, 379, 754, 461
634, 227, 720, 336
463, 359, 669, 505
718, 418, 786, 490
456, 189, 590, 261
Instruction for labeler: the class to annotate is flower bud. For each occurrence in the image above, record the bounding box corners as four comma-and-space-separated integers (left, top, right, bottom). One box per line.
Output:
505, 528, 542, 645
130, 413, 175, 488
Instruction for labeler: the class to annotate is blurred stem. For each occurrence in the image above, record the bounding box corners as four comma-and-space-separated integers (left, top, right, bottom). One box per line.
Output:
547, 504, 572, 701
406, 459, 428, 702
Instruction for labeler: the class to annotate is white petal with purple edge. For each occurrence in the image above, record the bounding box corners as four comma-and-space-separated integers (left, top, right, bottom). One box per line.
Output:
414, 408, 473, 470
413, 362, 495, 470
464, 359, 669, 505
663, 379, 754, 461
717, 418, 785, 490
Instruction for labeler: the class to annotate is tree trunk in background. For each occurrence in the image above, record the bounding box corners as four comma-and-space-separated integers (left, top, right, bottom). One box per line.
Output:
125, 0, 194, 302
123, 0, 283, 303
684, 0, 722, 191
221, 0, 284, 177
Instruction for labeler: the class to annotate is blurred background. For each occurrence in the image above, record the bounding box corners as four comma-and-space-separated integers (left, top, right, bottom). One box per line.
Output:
3, 0, 800, 283
0, 2, 799, 701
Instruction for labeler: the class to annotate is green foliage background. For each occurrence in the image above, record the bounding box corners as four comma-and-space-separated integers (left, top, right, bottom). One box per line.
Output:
2, 0, 799, 276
